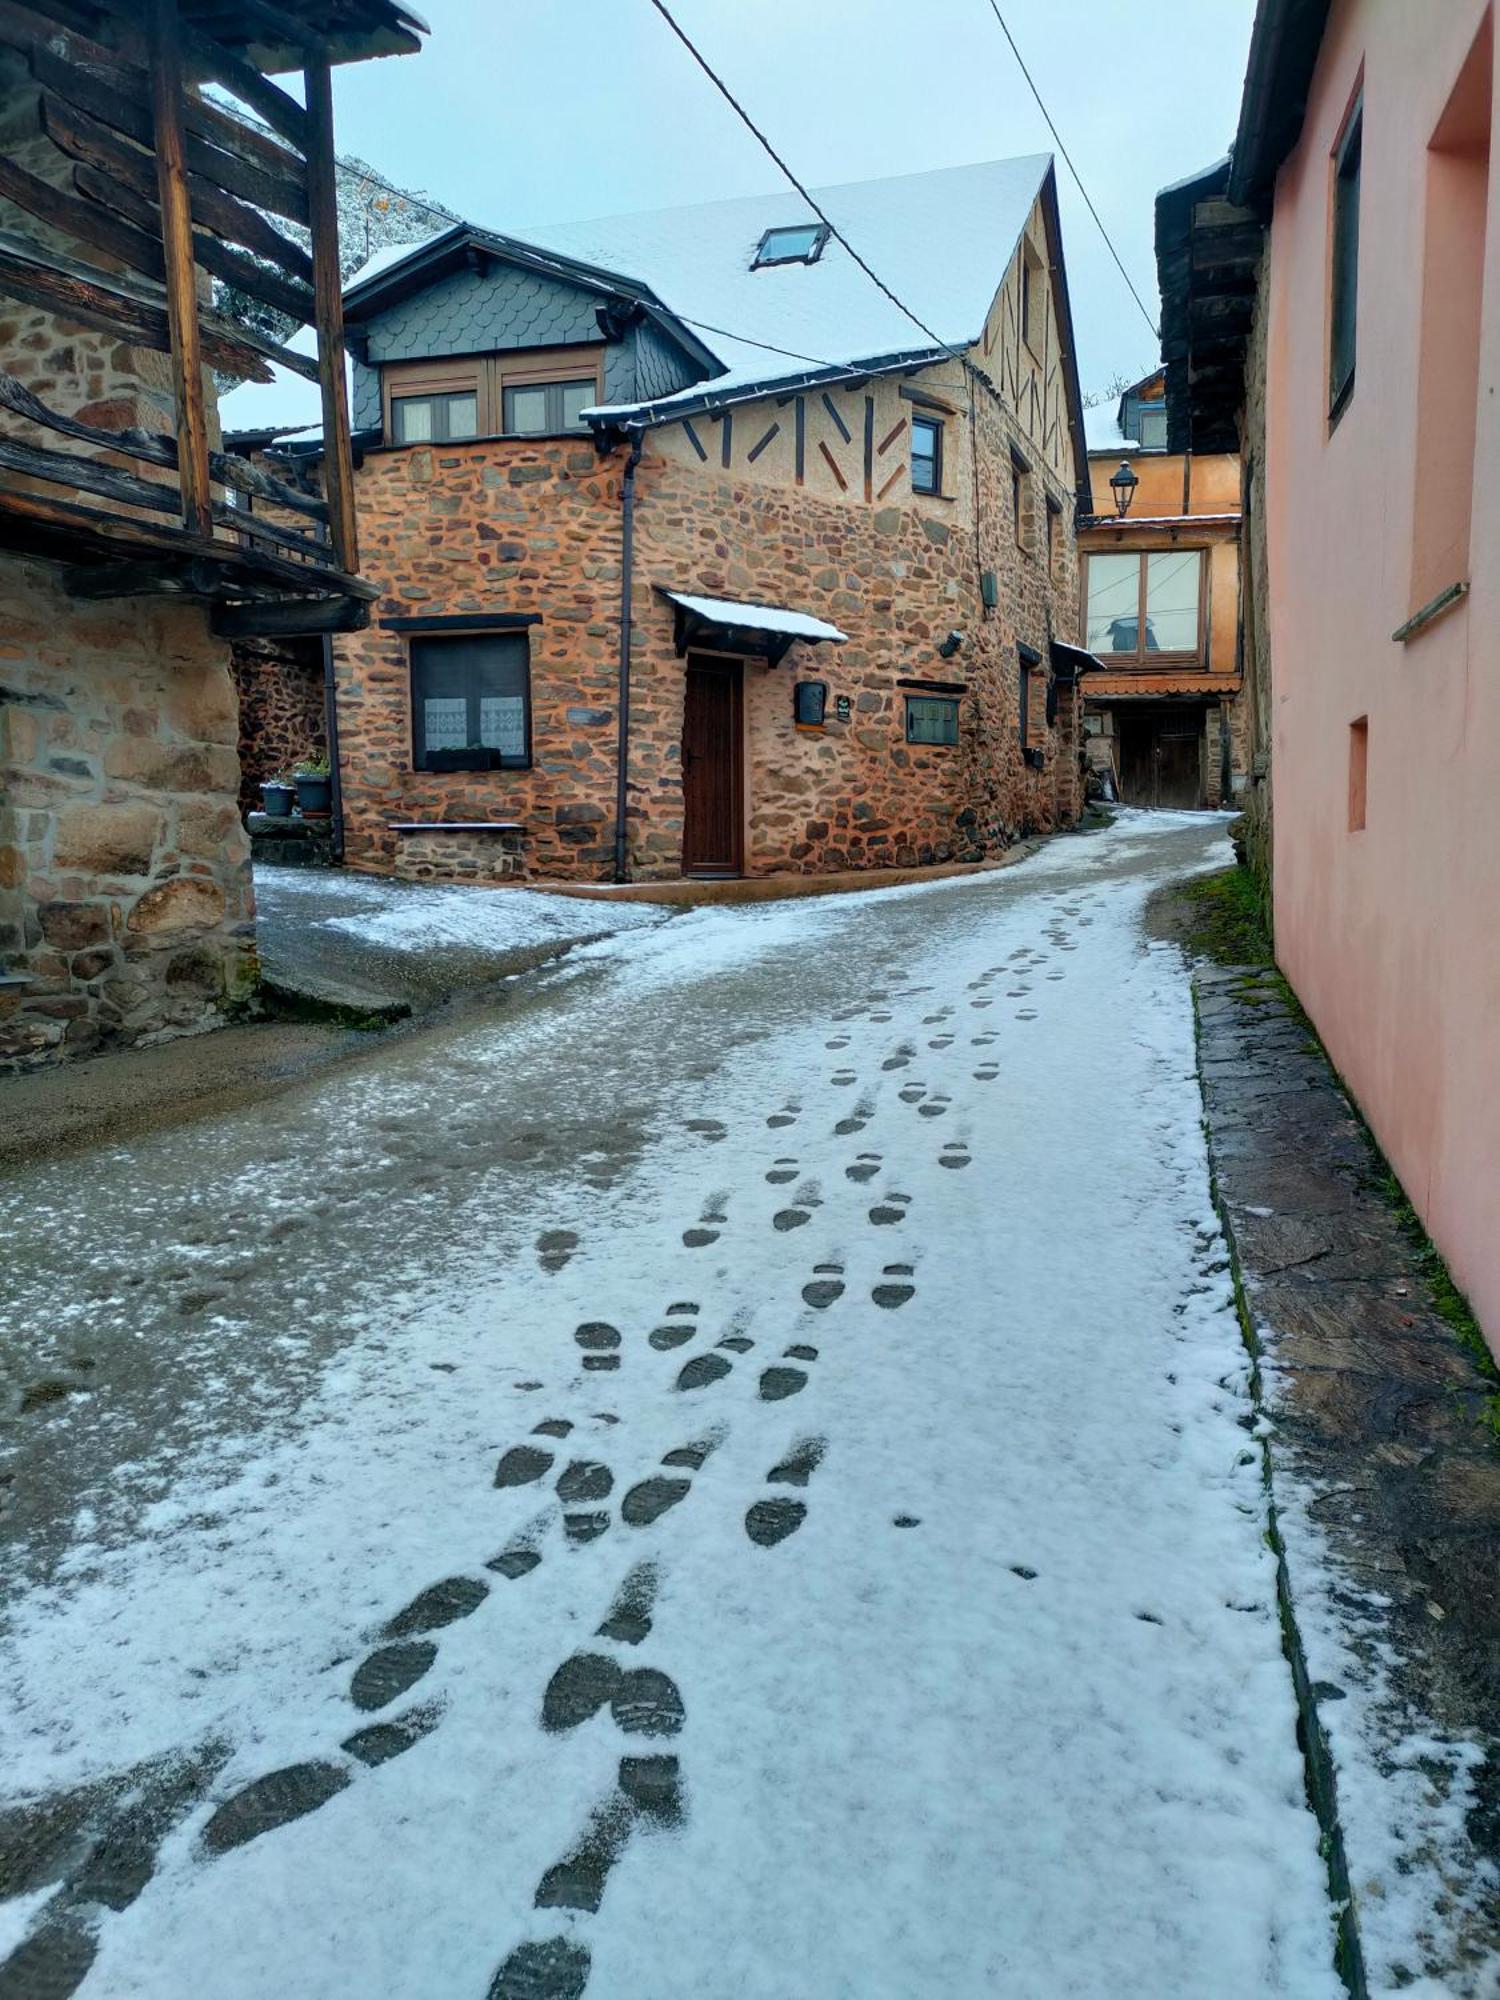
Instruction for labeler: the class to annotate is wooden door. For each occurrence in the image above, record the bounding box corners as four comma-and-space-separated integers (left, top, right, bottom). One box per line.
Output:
681, 656, 743, 874
1153, 715, 1203, 807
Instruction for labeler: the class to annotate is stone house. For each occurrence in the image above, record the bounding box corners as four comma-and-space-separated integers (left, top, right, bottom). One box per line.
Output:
1161, 0, 1500, 1348
243, 157, 1097, 883
0, 0, 423, 1070
1078, 368, 1245, 808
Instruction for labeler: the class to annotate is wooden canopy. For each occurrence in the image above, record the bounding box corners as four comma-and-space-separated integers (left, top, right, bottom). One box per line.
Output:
1156, 160, 1262, 458
0, 0, 423, 635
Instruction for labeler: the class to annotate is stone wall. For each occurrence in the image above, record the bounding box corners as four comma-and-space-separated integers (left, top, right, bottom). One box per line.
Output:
0, 558, 256, 1070
332, 363, 1084, 883
231, 637, 327, 816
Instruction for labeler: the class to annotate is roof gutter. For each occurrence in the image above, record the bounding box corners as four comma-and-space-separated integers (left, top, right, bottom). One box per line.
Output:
584, 344, 952, 441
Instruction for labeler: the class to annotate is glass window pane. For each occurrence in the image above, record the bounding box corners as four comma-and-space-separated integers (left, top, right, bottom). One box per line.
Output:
504, 385, 549, 434
758, 224, 821, 264
1136, 403, 1167, 449
559, 380, 595, 429
393, 396, 432, 443
478, 694, 526, 758
423, 696, 467, 749
444, 393, 478, 439
1085, 553, 1142, 653
1144, 551, 1202, 652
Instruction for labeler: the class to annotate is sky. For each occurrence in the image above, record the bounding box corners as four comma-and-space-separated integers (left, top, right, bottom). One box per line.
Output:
329, 0, 1256, 403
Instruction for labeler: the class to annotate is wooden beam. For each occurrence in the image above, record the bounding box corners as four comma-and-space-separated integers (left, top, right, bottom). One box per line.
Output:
0, 369, 330, 522
0, 431, 180, 515
302, 55, 356, 576
0, 155, 165, 286
212, 595, 371, 639
147, 0, 211, 534
0, 230, 282, 381
71, 164, 314, 325
0, 481, 378, 596
45, 98, 315, 288
179, 21, 309, 149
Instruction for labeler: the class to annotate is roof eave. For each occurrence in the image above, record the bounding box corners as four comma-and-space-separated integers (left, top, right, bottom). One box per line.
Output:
1035, 162, 1096, 519
1227, 0, 1334, 209
584, 345, 953, 437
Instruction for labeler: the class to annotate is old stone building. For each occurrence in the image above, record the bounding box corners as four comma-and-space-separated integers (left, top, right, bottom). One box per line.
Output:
1079, 370, 1245, 808
0, 1, 422, 1071
243, 159, 1097, 883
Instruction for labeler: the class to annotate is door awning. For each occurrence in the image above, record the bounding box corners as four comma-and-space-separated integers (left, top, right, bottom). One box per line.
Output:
1049, 639, 1107, 681
657, 588, 849, 667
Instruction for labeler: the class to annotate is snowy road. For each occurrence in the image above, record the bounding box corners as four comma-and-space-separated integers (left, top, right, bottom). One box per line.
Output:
0, 814, 1343, 1999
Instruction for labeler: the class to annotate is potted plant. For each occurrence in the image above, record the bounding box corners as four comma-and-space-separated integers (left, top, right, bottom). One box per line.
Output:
293, 754, 333, 818
260, 773, 296, 818
426, 743, 503, 773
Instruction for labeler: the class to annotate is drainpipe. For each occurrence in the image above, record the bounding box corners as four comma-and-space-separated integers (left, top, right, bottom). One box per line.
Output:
613, 426, 644, 884
321, 633, 345, 863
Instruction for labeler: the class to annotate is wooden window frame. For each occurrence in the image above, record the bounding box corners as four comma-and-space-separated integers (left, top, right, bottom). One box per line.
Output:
1081, 547, 1209, 667
1329, 92, 1363, 423
382, 346, 604, 445
408, 628, 534, 773
911, 413, 943, 495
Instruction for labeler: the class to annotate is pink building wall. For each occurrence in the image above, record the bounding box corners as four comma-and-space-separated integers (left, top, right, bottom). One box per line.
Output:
1264, 0, 1500, 1350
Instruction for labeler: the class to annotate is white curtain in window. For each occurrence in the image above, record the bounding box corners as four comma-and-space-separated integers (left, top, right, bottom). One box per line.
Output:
424, 697, 467, 749
479, 695, 526, 757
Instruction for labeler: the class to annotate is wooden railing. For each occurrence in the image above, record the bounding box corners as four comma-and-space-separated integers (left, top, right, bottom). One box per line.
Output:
0, 0, 382, 633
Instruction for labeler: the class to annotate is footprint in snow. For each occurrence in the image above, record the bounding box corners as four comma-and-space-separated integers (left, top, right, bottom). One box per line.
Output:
872, 1263, 917, 1309
801, 1264, 845, 1310
869, 1193, 910, 1226
845, 1152, 881, 1184
574, 1322, 621, 1372
536, 1229, 578, 1274
765, 1159, 799, 1186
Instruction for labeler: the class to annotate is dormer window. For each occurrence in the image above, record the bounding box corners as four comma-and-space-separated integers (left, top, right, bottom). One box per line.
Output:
752, 223, 828, 269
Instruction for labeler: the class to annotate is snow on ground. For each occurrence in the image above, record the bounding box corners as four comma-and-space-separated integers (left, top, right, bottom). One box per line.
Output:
0, 817, 1347, 1998
257, 868, 667, 954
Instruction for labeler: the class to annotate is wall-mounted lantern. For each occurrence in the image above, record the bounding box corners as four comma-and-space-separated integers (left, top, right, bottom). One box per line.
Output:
938, 629, 963, 660
1109, 459, 1139, 518
794, 680, 827, 728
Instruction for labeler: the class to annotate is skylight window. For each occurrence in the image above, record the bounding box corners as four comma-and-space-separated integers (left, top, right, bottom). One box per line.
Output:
752, 223, 828, 269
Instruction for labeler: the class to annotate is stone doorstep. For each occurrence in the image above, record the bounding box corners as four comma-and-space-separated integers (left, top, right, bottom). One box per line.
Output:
535, 837, 1046, 907
1194, 961, 1500, 1986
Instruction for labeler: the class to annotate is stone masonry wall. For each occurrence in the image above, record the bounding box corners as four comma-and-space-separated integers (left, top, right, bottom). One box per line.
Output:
0, 558, 256, 1069
231, 638, 327, 816
333, 369, 1083, 883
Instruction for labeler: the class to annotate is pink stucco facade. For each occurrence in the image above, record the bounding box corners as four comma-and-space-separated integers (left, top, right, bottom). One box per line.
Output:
1263, 0, 1500, 1349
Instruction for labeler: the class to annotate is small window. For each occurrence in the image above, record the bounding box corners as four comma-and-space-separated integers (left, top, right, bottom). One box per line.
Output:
794, 680, 827, 728
1045, 494, 1062, 574
753, 223, 828, 268
1012, 450, 1033, 551
1021, 239, 1044, 353
910, 415, 943, 496
1330, 99, 1362, 418
411, 632, 531, 771
1348, 716, 1368, 830
905, 694, 958, 745
392, 391, 479, 444
502, 378, 596, 435
1134, 401, 1168, 450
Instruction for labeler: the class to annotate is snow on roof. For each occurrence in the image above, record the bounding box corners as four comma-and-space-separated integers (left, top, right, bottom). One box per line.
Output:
661, 591, 848, 644
1084, 406, 1141, 455
342, 234, 444, 294
522, 157, 1052, 415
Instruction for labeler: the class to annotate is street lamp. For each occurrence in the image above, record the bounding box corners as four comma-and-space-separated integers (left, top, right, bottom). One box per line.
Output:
1109, 459, 1139, 518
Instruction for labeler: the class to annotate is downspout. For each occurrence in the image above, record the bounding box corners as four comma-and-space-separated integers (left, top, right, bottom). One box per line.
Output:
321, 632, 345, 863
613, 426, 644, 884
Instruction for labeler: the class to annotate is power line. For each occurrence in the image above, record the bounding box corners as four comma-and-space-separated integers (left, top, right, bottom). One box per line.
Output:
644, 0, 960, 361
981, 0, 1160, 345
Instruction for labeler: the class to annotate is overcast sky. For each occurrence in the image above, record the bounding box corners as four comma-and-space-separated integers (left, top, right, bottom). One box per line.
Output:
331, 0, 1254, 402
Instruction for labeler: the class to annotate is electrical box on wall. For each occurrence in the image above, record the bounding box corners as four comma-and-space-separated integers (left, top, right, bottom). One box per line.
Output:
980, 570, 999, 609
794, 681, 827, 727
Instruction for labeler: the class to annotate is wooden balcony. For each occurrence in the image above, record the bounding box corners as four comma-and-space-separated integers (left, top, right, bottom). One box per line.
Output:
0, 0, 423, 636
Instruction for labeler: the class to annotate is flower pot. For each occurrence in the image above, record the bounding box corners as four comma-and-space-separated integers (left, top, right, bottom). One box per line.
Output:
294, 772, 333, 817
260, 781, 296, 818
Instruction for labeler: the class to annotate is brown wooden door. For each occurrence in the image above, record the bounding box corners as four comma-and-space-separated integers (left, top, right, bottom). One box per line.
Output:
681, 656, 743, 874
1153, 717, 1203, 807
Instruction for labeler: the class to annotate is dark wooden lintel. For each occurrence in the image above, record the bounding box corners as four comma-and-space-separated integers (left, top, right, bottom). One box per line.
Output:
212, 595, 371, 638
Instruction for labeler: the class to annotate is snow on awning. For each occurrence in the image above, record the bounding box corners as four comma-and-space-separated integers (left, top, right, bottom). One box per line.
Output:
1049, 639, 1107, 681
658, 589, 848, 667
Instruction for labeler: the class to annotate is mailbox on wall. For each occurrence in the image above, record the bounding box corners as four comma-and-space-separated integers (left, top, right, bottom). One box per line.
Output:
794, 681, 827, 727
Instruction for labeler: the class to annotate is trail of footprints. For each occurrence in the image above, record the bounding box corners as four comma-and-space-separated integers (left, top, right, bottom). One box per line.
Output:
169, 947, 1108, 1991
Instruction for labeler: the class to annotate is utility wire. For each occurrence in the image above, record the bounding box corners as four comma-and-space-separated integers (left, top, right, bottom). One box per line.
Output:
982, 0, 1159, 343
645, 0, 961, 361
